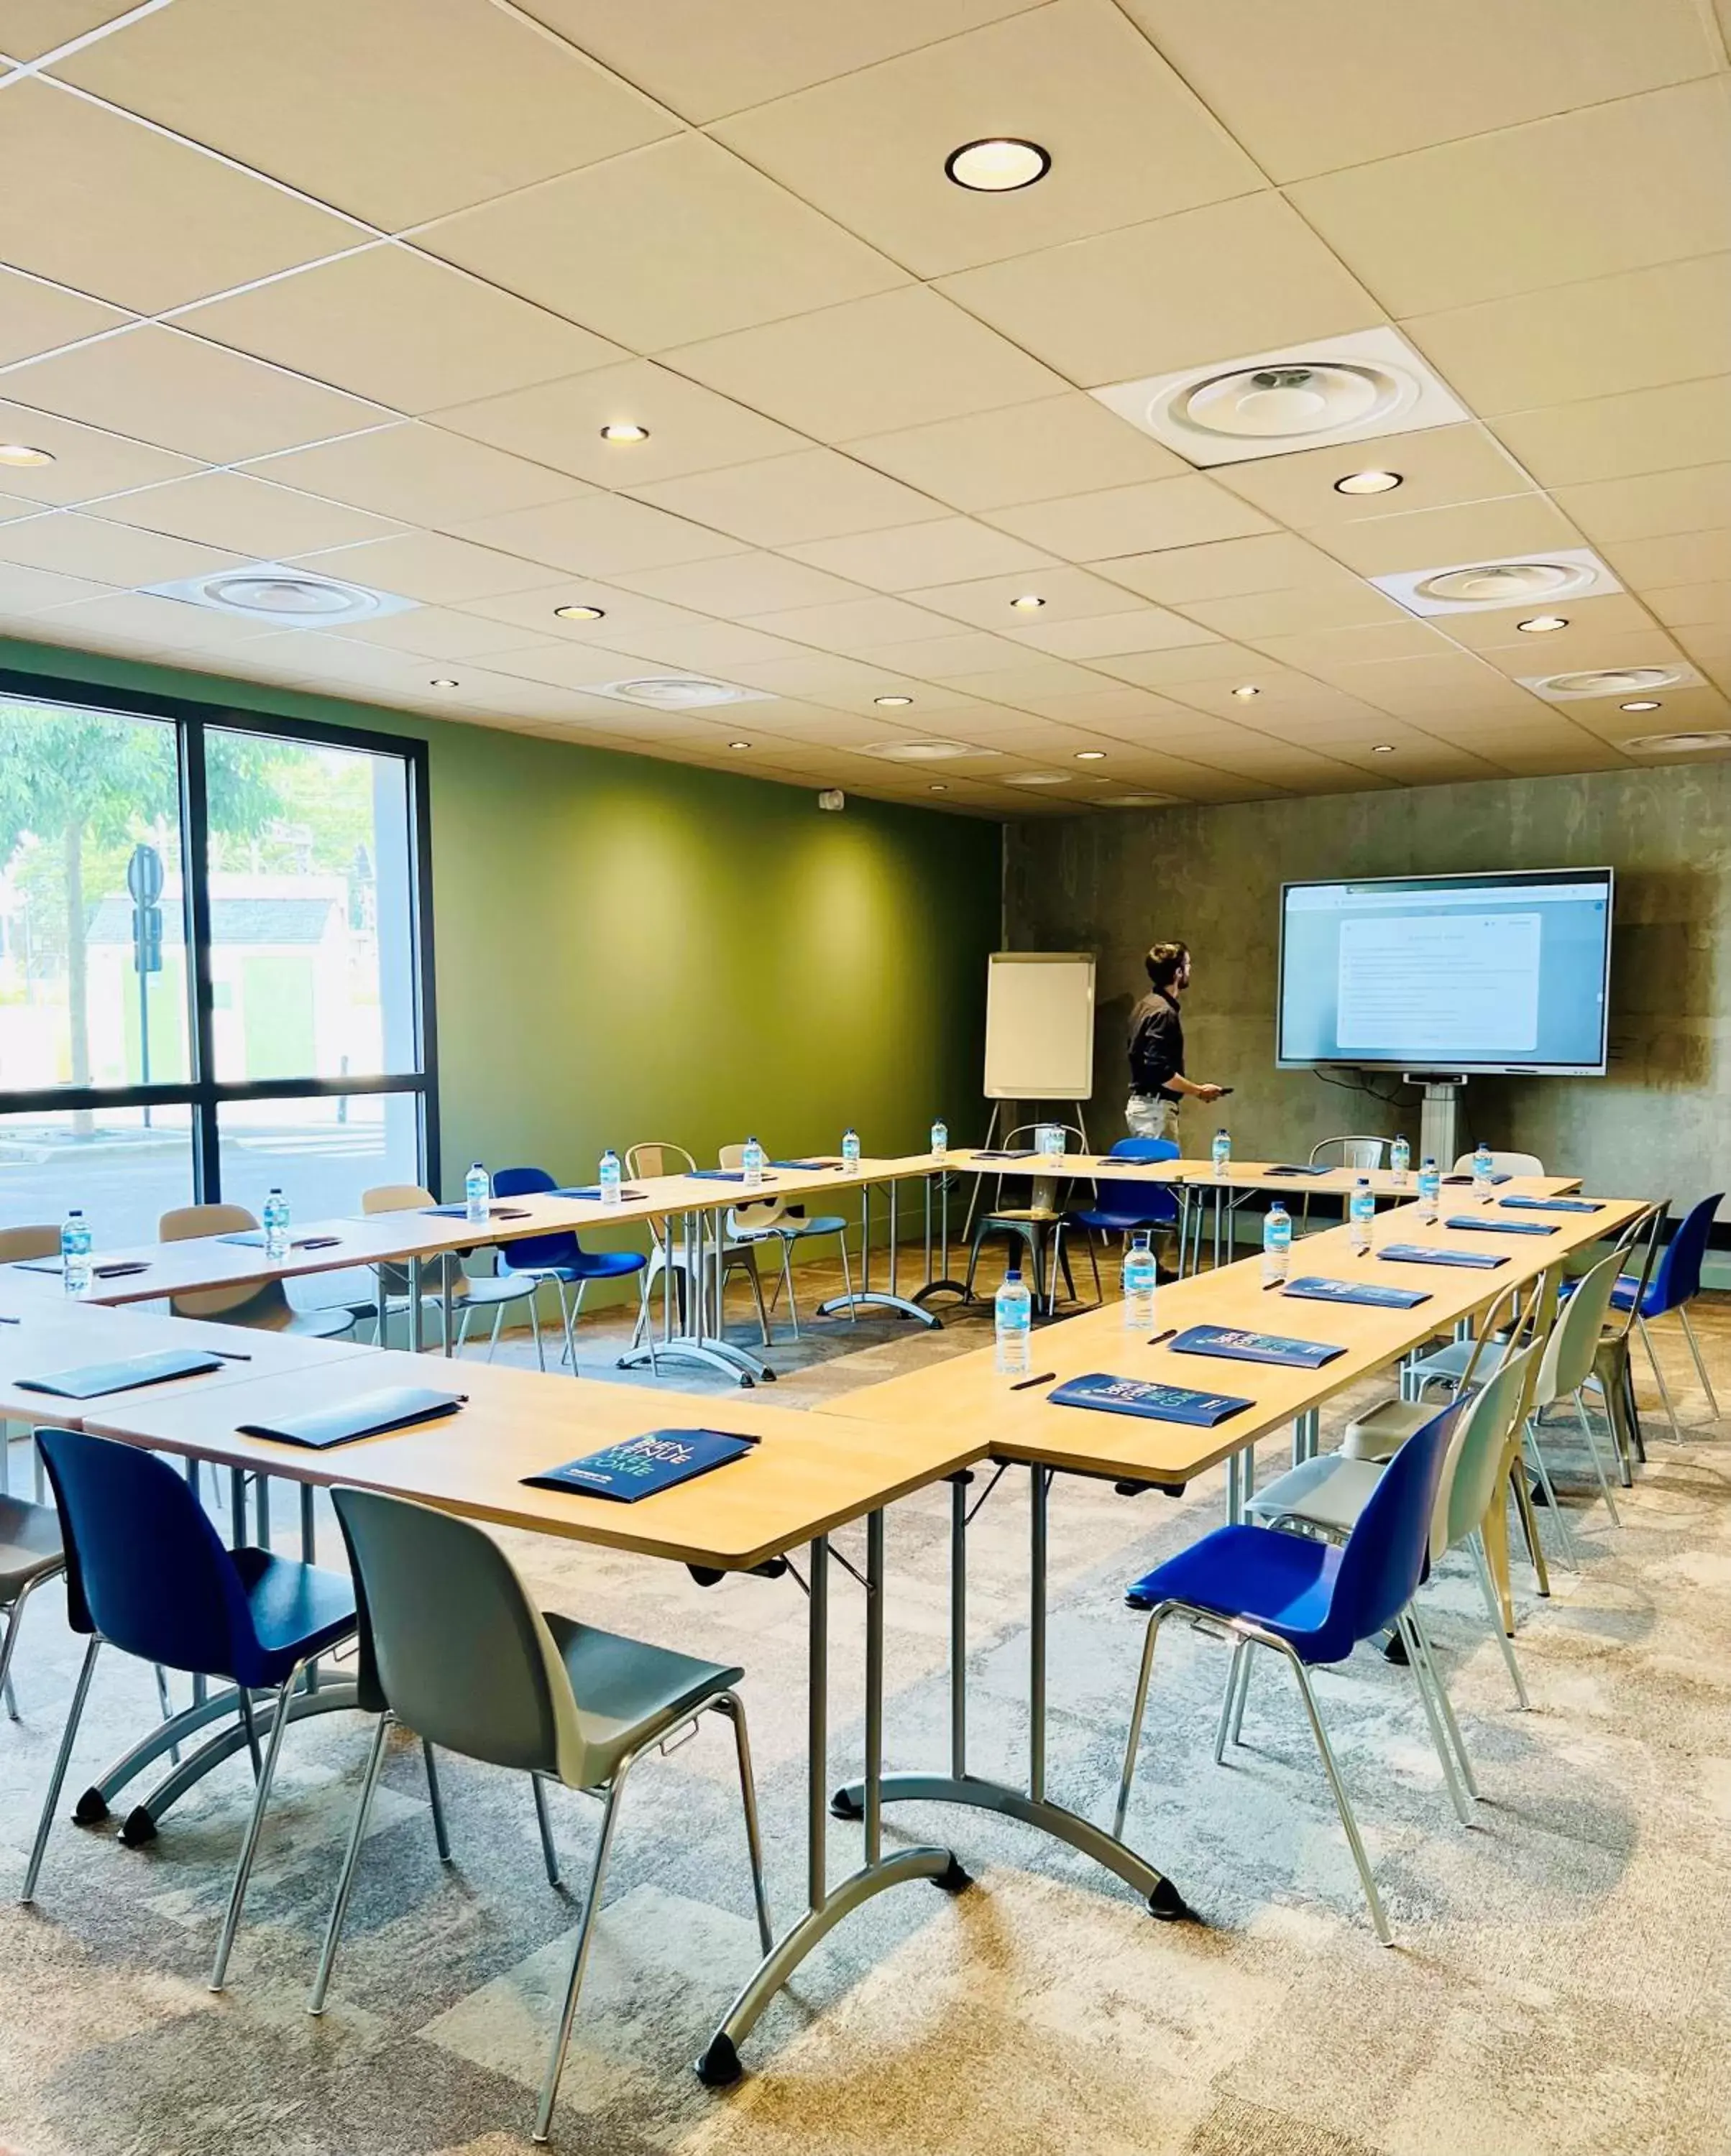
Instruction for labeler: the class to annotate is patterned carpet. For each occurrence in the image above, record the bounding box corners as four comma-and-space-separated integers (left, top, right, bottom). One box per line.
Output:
2, 1269, 1728, 2156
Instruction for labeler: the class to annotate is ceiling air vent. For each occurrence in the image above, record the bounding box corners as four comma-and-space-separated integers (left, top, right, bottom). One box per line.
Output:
1374, 548, 1618, 617
865, 739, 996, 762
1091, 326, 1466, 466
144, 563, 417, 625
583, 676, 768, 709
1624, 731, 1731, 755
1524, 663, 1701, 701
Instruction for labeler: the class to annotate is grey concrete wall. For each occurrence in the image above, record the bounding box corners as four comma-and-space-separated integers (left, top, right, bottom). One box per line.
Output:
1004, 765, 1730, 1209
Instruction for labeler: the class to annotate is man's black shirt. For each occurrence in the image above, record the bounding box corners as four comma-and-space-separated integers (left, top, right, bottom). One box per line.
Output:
1128, 989, 1184, 1100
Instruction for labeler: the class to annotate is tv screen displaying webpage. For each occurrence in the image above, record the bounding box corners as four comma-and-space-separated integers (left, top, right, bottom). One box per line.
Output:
1277, 869, 1613, 1074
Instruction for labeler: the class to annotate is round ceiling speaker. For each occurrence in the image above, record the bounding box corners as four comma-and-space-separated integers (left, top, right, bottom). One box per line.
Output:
1624, 731, 1731, 754
866, 739, 983, 762
203, 572, 377, 619
597, 676, 756, 708
1180, 361, 1410, 442
1541, 665, 1684, 699
1415, 561, 1586, 606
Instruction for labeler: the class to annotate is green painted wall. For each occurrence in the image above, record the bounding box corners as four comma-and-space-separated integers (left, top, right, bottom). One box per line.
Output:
2, 639, 1001, 1212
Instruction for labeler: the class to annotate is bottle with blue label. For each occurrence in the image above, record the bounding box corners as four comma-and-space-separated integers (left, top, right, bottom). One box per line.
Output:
1211, 1128, 1231, 1179
1122, 1230, 1157, 1330
262, 1186, 290, 1258
929, 1118, 948, 1161
842, 1127, 861, 1174
1417, 1155, 1441, 1225
1390, 1134, 1410, 1187
741, 1135, 765, 1189
1471, 1140, 1495, 1195
1262, 1200, 1292, 1286
1037, 1121, 1064, 1164
60, 1206, 91, 1296
1349, 1174, 1376, 1256
464, 1161, 490, 1224
994, 1263, 1033, 1378
599, 1148, 623, 1207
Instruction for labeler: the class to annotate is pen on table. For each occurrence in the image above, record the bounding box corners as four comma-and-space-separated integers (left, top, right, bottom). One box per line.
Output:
1010, 1370, 1057, 1391
1145, 1327, 1176, 1346
206, 1347, 252, 1360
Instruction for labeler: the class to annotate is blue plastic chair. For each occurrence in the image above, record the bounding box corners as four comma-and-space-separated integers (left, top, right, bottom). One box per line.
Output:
1060, 1137, 1180, 1303
22, 1429, 357, 1991
1609, 1191, 1722, 1437
1113, 1403, 1459, 1943
493, 1166, 648, 1373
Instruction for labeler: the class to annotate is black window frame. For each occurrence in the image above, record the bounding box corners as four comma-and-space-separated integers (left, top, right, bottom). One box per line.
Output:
0, 665, 440, 1202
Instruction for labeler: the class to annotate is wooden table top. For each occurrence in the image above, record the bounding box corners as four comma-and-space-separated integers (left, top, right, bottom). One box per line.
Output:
820, 1194, 1647, 1486
78, 1355, 983, 1572
938, 1153, 1584, 1202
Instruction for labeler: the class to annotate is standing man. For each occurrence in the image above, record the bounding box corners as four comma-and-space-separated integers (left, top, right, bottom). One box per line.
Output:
1126, 940, 1225, 1141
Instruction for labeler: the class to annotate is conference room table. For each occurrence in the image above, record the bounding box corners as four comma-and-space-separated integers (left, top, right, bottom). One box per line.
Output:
812, 1187, 1646, 1918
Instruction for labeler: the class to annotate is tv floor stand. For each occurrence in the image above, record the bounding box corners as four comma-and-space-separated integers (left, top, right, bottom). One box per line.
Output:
1405, 1074, 1469, 1169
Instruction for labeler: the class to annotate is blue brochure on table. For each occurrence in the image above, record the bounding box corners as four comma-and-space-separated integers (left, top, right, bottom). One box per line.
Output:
523, 1427, 758, 1502
1379, 1243, 1507, 1270
421, 1203, 533, 1220
1048, 1372, 1253, 1429
1444, 1215, 1558, 1237
548, 1186, 648, 1202
1498, 1196, 1604, 1214
687, 1169, 763, 1183
1282, 1276, 1433, 1310
1169, 1323, 1346, 1370
237, 1386, 465, 1450
973, 1148, 1037, 1160
1263, 1163, 1335, 1177
17, 1348, 226, 1399
771, 1158, 845, 1170
1443, 1171, 1512, 1186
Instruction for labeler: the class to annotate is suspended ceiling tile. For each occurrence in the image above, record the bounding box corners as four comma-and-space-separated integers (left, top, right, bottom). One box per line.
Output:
1213, 424, 1535, 530
712, 0, 1260, 280
323, 607, 549, 661
450, 494, 752, 580
1098, 533, 1364, 606
420, 134, 907, 354
1601, 529, 1731, 590
608, 550, 863, 617
0, 494, 40, 524
0, 397, 198, 505
1644, 581, 1731, 631
574, 619, 819, 673
784, 517, 1056, 594
458, 580, 719, 645
1552, 464, 1731, 547
433, 359, 806, 488
91, 471, 403, 558
983, 476, 1275, 563
1008, 684, 1203, 726
0, 561, 125, 614
1161, 671, 1387, 723
814, 629, 1032, 679
1002, 609, 1218, 660
1119, 0, 1719, 183
845, 395, 1185, 513
661, 286, 1065, 442
625, 450, 945, 549
1403, 253, 1731, 417
1179, 583, 1412, 640
1441, 591, 1663, 652
1289, 80, 1731, 319
718, 653, 977, 710
937, 192, 1384, 388
285, 530, 555, 606
1474, 623, 1686, 682
1313, 492, 1587, 577
1245, 619, 1459, 678
1316, 649, 1541, 711
247, 422, 586, 527
1091, 640, 1269, 688
518, 0, 1042, 124
1489, 377, 1731, 489
3, 326, 390, 463
52, 0, 677, 230
1564, 681, 1731, 738
935, 657, 1116, 704
0, 509, 241, 586
177, 247, 624, 418
473, 639, 657, 690
0, 79, 363, 314
903, 564, 1171, 630
0, 2, 142, 60
29, 587, 277, 655
0, 264, 129, 369
743, 594, 971, 655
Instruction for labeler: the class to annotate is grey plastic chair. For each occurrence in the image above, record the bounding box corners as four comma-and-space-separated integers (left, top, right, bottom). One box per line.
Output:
313, 1487, 773, 2146
0, 1226, 61, 1504
159, 1204, 357, 1339
719, 1141, 854, 1340
359, 1184, 543, 1359
0, 1495, 65, 1720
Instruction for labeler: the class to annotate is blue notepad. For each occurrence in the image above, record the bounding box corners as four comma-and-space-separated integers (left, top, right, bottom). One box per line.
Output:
1263, 1163, 1336, 1178
771, 1158, 844, 1170
1379, 1243, 1507, 1270
1048, 1372, 1253, 1429
1444, 1215, 1558, 1237
1282, 1276, 1433, 1310
973, 1148, 1037, 1160
17, 1348, 226, 1399
1443, 1171, 1512, 1187
237, 1387, 464, 1450
523, 1427, 758, 1502
548, 1186, 648, 1202
687, 1169, 764, 1184
1169, 1324, 1345, 1370
1499, 1196, 1604, 1215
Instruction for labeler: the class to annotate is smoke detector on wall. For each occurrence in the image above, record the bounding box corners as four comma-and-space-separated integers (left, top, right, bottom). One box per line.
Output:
1523, 663, 1702, 701
1374, 548, 1620, 617
582, 676, 770, 708
144, 563, 418, 625
1090, 326, 1468, 466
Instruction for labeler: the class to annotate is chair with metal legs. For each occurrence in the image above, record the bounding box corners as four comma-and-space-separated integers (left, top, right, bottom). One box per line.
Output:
1523, 1247, 1629, 1557
311, 1485, 773, 2147
1606, 1190, 1724, 1441
0, 1492, 65, 1721
1058, 1135, 1180, 1303
717, 1143, 853, 1338
159, 1204, 358, 1340
21, 1429, 357, 1993
622, 1143, 771, 1354
963, 1123, 1085, 1315
1114, 1402, 1459, 1945
361, 1184, 544, 1357
491, 1166, 648, 1373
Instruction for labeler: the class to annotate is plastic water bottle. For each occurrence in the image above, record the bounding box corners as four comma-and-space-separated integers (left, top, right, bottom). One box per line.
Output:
262, 1186, 290, 1258
1418, 1156, 1441, 1225
741, 1136, 765, 1189
930, 1118, 948, 1161
1349, 1174, 1375, 1256
60, 1206, 91, 1296
1037, 1121, 1064, 1164
994, 1263, 1033, 1378
1122, 1230, 1157, 1330
1472, 1140, 1495, 1196
842, 1127, 861, 1174
464, 1160, 490, 1224
1390, 1134, 1410, 1187
599, 1148, 623, 1207
1262, 1201, 1292, 1286
1211, 1128, 1231, 1179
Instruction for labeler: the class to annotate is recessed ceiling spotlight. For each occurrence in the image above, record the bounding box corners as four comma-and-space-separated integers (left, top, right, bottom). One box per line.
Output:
554, 603, 606, 622
929, 783, 950, 793
1333, 468, 1402, 496
1517, 614, 1569, 633
1009, 593, 1046, 611
429, 677, 460, 688
727, 738, 752, 750
1075, 750, 1106, 760
945, 137, 1050, 192
1620, 699, 1661, 712
1371, 743, 1396, 753
1232, 683, 1260, 699
0, 442, 55, 468
873, 694, 914, 706
600, 423, 649, 443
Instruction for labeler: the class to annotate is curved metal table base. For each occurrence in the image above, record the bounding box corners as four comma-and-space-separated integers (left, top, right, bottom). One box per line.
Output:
830, 1772, 1188, 1917
615, 1340, 771, 1387
815, 1290, 942, 1330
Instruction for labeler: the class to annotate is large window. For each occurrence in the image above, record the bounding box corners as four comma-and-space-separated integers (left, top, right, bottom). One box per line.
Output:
0, 678, 436, 1247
